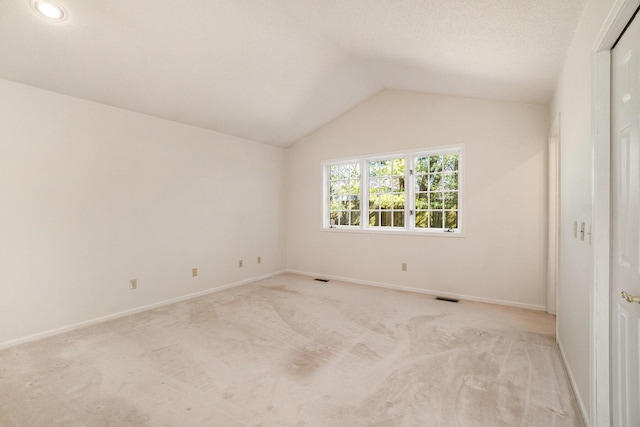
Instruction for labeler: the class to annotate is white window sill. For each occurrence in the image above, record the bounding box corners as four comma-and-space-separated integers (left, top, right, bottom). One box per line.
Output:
321, 226, 465, 238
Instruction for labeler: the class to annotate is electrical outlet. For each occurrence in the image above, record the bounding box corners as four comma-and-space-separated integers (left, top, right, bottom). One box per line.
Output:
192, 267, 198, 277
130, 279, 137, 290
239, 260, 243, 268
257, 256, 261, 264
402, 263, 407, 271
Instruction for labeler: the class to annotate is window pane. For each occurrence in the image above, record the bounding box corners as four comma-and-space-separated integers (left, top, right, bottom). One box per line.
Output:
349, 179, 361, 194
340, 196, 349, 211
443, 172, 458, 190
380, 160, 392, 175
416, 157, 429, 173
350, 163, 361, 179
392, 193, 405, 209
429, 192, 443, 209
415, 193, 428, 209
393, 158, 405, 175
330, 197, 347, 211
339, 211, 349, 226
416, 175, 429, 192
380, 194, 392, 209
430, 155, 443, 173
379, 177, 392, 192
330, 165, 341, 180
330, 211, 339, 226
351, 211, 361, 226
381, 211, 392, 226
369, 194, 380, 209
392, 177, 404, 191
369, 211, 380, 226
349, 196, 361, 210
429, 173, 442, 190
337, 180, 350, 195
369, 161, 379, 176
369, 178, 379, 192
393, 211, 404, 227
445, 211, 458, 229
415, 211, 428, 228
444, 154, 458, 172
429, 211, 443, 228
444, 192, 458, 209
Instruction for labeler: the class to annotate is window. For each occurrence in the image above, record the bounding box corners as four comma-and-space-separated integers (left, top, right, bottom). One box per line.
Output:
328, 162, 361, 227
414, 153, 459, 230
368, 158, 405, 228
323, 146, 462, 234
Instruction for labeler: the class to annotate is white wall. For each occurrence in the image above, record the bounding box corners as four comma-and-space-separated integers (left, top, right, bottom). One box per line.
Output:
286, 90, 549, 309
550, 0, 616, 421
0, 79, 286, 347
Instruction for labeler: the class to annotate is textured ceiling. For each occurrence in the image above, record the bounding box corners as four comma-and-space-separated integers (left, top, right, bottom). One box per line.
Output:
0, 0, 587, 146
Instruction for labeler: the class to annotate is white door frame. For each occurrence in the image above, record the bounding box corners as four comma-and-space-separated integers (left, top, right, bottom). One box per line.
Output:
592, 1, 640, 425
548, 114, 560, 316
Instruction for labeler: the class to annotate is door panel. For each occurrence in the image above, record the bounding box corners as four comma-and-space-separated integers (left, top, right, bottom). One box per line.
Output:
611, 9, 640, 427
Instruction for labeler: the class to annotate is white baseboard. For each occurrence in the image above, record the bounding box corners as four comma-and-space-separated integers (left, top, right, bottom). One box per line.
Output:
0, 271, 285, 350
286, 269, 547, 312
1, 269, 546, 350
557, 339, 589, 426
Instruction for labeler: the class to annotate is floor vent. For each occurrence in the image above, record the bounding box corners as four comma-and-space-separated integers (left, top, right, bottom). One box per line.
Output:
435, 296, 459, 303
314, 278, 330, 282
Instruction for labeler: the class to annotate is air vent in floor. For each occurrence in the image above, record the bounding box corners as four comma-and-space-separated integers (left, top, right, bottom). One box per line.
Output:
435, 296, 459, 303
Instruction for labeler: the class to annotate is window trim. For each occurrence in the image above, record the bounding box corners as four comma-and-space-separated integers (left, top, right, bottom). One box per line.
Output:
322, 144, 465, 236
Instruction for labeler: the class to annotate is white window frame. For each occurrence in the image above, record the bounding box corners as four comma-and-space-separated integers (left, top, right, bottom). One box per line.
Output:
322, 144, 464, 236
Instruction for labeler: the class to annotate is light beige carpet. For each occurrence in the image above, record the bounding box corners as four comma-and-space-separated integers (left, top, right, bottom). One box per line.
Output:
0, 274, 583, 426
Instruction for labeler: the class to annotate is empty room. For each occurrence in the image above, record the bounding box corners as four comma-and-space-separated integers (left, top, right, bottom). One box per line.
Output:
1, 0, 639, 426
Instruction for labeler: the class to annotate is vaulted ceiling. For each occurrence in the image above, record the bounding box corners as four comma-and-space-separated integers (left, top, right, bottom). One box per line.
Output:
0, 0, 587, 146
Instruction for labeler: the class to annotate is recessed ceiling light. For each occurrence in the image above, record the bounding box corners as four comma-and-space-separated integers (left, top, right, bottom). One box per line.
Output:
32, 0, 66, 21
